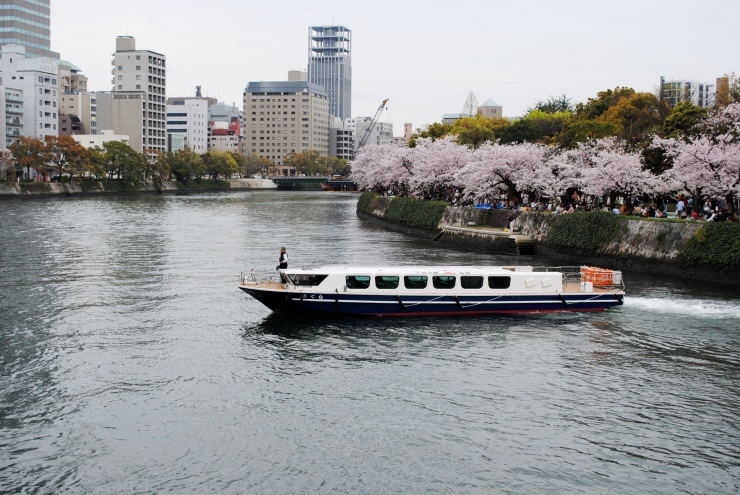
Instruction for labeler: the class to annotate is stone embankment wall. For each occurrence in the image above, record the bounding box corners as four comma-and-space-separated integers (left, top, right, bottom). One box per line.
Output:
357, 192, 740, 285
0, 179, 276, 199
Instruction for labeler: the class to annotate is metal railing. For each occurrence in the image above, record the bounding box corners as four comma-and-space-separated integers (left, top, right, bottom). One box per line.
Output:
533, 266, 625, 291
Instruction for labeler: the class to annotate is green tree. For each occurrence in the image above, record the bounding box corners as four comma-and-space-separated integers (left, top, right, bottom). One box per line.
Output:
408, 122, 453, 147
529, 94, 573, 114
9, 136, 48, 180
240, 153, 272, 177
0, 150, 15, 183
148, 152, 171, 180
283, 150, 328, 176
662, 101, 707, 138
166, 148, 205, 181
102, 141, 146, 180
496, 119, 541, 144
329, 157, 351, 176
555, 119, 618, 148
203, 150, 238, 179
575, 87, 636, 120
87, 146, 107, 179
597, 92, 670, 149
44, 135, 89, 179
450, 115, 510, 148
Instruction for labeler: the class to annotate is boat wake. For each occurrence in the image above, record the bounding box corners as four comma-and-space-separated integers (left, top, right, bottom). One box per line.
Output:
624, 297, 740, 319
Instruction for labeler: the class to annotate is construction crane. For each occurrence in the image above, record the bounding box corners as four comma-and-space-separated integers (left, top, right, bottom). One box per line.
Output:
356, 99, 389, 151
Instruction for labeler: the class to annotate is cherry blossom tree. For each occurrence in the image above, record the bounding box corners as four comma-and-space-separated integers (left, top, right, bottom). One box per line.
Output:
352, 144, 412, 195
455, 142, 518, 201
571, 137, 659, 205
654, 103, 740, 213
405, 136, 471, 198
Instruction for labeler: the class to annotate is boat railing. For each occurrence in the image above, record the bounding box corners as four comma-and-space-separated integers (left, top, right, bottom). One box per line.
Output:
534, 266, 625, 291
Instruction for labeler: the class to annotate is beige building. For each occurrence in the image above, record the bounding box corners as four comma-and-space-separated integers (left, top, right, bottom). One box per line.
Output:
209, 133, 240, 153
244, 74, 329, 175
58, 92, 96, 135
111, 36, 166, 154
72, 129, 129, 149
477, 99, 503, 118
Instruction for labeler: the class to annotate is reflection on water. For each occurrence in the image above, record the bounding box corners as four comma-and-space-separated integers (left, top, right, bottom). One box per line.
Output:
1, 191, 739, 494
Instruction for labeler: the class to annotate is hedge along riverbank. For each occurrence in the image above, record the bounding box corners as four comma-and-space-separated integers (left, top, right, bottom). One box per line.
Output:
356, 192, 740, 285
358, 192, 448, 229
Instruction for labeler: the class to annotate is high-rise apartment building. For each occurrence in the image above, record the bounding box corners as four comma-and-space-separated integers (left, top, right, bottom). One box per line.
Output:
58, 61, 95, 135
244, 74, 329, 175
110, 36, 166, 154
0, 0, 59, 59
0, 44, 58, 139
660, 77, 715, 109
308, 26, 351, 120
1, 86, 23, 148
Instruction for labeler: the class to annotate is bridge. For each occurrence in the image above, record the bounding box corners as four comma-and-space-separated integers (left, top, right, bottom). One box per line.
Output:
271, 177, 357, 191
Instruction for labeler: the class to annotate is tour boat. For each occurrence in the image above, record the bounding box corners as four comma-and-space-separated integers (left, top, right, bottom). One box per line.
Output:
238, 265, 625, 316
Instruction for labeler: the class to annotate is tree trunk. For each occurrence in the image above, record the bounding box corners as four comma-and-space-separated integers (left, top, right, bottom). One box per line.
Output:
726, 192, 735, 215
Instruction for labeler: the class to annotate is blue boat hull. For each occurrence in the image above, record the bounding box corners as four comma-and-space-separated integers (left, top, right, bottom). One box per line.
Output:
239, 287, 624, 316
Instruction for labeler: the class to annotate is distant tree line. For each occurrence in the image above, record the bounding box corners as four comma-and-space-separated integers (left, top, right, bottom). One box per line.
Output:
0, 136, 352, 184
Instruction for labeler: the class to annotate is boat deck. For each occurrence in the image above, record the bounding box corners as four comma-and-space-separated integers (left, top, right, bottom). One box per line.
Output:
242, 281, 286, 290
242, 280, 621, 294
563, 282, 619, 294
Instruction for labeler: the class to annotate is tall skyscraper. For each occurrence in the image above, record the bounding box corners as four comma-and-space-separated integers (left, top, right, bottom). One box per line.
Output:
0, 0, 59, 59
308, 26, 351, 120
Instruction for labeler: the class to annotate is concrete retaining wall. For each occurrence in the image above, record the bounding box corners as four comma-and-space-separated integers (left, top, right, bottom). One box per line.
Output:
0, 179, 277, 199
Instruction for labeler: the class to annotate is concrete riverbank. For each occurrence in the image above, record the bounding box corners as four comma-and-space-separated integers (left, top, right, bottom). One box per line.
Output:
0, 178, 277, 199
358, 192, 740, 286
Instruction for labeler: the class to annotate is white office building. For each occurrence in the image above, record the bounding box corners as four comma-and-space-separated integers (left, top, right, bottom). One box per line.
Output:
166, 98, 208, 152
0, 44, 58, 139
349, 117, 393, 152
1, 85, 23, 148
72, 129, 128, 149
660, 77, 715, 108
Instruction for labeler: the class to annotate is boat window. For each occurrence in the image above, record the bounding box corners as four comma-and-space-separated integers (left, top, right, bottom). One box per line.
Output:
488, 276, 511, 289
346, 275, 371, 289
432, 276, 456, 289
404, 276, 428, 289
461, 276, 484, 289
290, 274, 328, 286
375, 276, 399, 289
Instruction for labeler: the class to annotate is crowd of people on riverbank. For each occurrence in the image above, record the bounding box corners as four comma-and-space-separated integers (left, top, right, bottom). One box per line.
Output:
376, 185, 736, 222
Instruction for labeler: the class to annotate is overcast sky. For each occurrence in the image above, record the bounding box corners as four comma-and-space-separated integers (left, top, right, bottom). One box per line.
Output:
53, 0, 738, 135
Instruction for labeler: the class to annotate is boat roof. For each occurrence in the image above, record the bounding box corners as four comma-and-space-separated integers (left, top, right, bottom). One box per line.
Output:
285, 265, 536, 275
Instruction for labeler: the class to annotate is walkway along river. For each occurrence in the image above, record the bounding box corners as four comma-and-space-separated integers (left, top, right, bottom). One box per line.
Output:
1, 191, 739, 494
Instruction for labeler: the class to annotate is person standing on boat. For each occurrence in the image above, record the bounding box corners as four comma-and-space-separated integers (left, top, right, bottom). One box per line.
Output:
278, 247, 288, 269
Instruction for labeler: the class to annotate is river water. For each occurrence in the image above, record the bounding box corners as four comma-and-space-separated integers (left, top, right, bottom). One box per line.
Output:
0, 191, 738, 494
